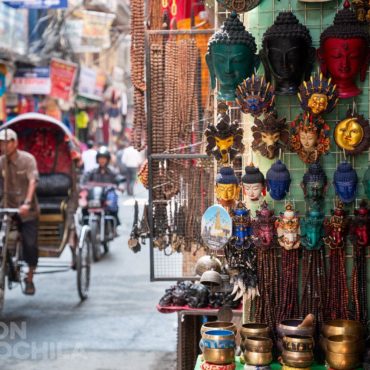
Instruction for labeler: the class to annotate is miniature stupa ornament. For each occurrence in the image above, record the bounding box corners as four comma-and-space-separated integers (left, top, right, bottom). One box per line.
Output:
333, 162, 358, 204
216, 0, 260, 13
318, 1, 370, 98
206, 12, 259, 102
276, 203, 301, 251
260, 11, 315, 95
215, 167, 240, 209
266, 160, 291, 200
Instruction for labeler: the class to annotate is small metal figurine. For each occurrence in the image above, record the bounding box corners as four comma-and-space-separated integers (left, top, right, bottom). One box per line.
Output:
276, 203, 301, 251
297, 73, 338, 116
351, 200, 369, 248
216, 0, 260, 13
290, 113, 330, 164
204, 103, 244, 164
333, 162, 358, 204
266, 160, 291, 201
324, 202, 349, 250
334, 110, 370, 155
253, 200, 276, 251
301, 163, 328, 210
215, 167, 240, 209
242, 164, 266, 202
318, 1, 370, 98
252, 111, 289, 160
206, 12, 259, 101
230, 201, 253, 247
300, 209, 325, 251
261, 11, 315, 95
364, 165, 370, 199
236, 74, 275, 117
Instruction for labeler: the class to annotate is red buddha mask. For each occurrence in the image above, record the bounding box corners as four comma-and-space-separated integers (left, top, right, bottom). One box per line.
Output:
318, 1, 370, 98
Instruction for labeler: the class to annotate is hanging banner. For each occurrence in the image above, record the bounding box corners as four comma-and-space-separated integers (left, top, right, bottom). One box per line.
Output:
2, 0, 68, 9
10, 67, 51, 95
77, 66, 105, 101
49, 58, 78, 101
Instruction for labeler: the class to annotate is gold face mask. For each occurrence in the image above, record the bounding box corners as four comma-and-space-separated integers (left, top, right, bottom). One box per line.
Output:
215, 183, 239, 202
334, 118, 364, 151
215, 136, 234, 163
307, 93, 328, 115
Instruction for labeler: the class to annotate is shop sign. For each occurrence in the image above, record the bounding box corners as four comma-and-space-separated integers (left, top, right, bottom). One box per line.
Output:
10, 67, 51, 95
50, 58, 78, 101
2, 0, 68, 9
77, 67, 105, 101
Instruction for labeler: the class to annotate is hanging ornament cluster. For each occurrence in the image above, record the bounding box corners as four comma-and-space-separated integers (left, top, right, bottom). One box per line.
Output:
216, 0, 260, 13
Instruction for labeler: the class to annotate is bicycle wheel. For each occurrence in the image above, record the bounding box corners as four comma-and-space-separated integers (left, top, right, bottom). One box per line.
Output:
90, 219, 102, 262
0, 218, 9, 311
77, 226, 91, 300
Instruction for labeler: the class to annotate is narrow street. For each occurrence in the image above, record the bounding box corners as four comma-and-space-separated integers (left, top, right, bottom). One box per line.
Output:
0, 189, 177, 369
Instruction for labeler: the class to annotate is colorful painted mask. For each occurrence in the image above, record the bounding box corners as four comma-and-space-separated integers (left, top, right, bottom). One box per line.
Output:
261, 11, 315, 95
252, 201, 276, 251
216, 0, 260, 12
204, 106, 244, 164
350, 201, 369, 247
318, 2, 370, 98
266, 160, 291, 200
298, 73, 338, 116
242, 165, 265, 202
206, 13, 259, 102
301, 163, 328, 210
230, 202, 252, 248
290, 113, 330, 164
364, 165, 370, 199
215, 167, 240, 208
236, 75, 275, 117
324, 203, 348, 249
300, 209, 325, 251
334, 110, 370, 155
252, 111, 289, 160
333, 162, 358, 204
276, 203, 301, 251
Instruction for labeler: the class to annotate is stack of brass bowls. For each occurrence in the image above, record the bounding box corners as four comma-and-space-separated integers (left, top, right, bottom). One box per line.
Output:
277, 319, 314, 353
244, 336, 273, 366
201, 329, 236, 365
282, 335, 314, 369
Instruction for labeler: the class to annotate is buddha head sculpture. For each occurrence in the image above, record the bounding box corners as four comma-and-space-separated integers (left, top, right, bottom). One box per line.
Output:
333, 162, 358, 204
236, 75, 275, 117
216, 0, 260, 13
261, 11, 315, 95
290, 113, 331, 164
318, 1, 370, 98
251, 111, 289, 160
276, 203, 301, 251
252, 201, 276, 250
215, 166, 240, 208
206, 12, 259, 101
298, 73, 339, 116
230, 202, 252, 247
266, 160, 291, 200
204, 108, 244, 164
242, 164, 265, 202
364, 165, 370, 199
300, 209, 325, 251
334, 110, 370, 155
301, 163, 328, 209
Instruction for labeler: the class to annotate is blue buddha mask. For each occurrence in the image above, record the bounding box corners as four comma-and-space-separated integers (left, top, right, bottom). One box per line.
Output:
333, 162, 358, 204
266, 160, 291, 200
300, 209, 325, 250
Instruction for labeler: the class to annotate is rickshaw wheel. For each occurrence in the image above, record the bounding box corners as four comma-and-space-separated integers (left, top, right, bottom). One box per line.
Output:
90, 220, 102, 262
77, 226, 91, 301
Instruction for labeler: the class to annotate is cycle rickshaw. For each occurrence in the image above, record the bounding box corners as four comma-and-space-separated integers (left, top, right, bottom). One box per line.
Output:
0, 113, 92, 310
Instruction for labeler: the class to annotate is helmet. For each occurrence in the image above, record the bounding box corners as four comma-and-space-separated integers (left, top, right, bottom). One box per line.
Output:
96, 146, 111, 163
87, 140, 94, 149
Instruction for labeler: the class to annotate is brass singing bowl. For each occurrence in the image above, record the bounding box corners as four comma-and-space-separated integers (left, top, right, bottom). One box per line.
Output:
322, 319, 365, 339
201, 321, 238, 336
202, 347, 235, 365
325, 349, 361, 370
283, 335, 314, 352
202, 329, 235, 343
244, 336, 273, 353
244, 350, 273, 366
240, 323, 270, 340
326, 335, 360, 354
200, 270, 223, 287
277, 319, 314, 338
282, 349, 314, 368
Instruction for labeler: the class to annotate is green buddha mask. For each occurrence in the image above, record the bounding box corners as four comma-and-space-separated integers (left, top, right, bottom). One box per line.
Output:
206, 12, 259, 102
364, 165, 370, 199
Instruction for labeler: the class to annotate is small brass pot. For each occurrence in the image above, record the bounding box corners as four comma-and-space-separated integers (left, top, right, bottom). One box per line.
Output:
282, 349, 314, 368
201, 321, 237, 336
202, 329, 235, 350
283, 335, 314, 352
244, 336, 273, 353
240, 323, 270, 340
203, 347, 235, 365
277, 319, 314, 339
322, 319, 365, 339
325, 349, 361, 370
244, 350, 272, 366
326, 335, 360, 354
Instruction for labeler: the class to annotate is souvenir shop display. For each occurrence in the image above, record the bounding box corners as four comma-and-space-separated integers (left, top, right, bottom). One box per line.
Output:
352, 0, 370, 23
318, 1, 370, 98
242, 165, 266, 202
205, 104, 245, 164
215, 167, 240, 209
236, 75, 275, 117
206, 12, 259, 102
334, 110, 370, 156
333, 162, 358, 203
266, 161, 291, 201
364, 165, 370, 198
216, 0, 260, 13
260, 11, 315, 96
251, 111, 289, 160
324, 203, 350, 320
290, 113, 330, 164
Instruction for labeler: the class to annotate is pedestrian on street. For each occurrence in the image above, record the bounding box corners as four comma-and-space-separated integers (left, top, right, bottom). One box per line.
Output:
0, 129, 39, 295
121, 144, 144, 196
82, 140, 98, 174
